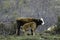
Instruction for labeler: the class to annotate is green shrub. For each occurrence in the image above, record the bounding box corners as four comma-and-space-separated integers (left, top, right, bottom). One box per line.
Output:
57, 16, 60, 28
0, 22, 5, 30
0, 21, 17, 35
8, 21, 17, 35
55, 16, 60, 34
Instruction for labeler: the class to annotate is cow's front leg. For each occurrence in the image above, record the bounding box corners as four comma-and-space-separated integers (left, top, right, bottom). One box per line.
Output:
31, 22, 36, 36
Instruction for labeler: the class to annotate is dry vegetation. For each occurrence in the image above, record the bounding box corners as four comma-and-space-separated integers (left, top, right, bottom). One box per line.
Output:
0, 16, 60, 40
0, 0, 60, 40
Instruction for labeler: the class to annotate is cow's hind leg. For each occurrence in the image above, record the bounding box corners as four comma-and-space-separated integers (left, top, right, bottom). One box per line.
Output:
16, 25, 20, 35
16, 21, 21, 35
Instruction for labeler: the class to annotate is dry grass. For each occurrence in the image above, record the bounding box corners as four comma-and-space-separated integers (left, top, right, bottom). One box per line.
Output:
0, 34, 60, 40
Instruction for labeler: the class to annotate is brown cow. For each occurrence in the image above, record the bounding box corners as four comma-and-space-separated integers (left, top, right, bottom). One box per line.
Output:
16, 17, 44, 35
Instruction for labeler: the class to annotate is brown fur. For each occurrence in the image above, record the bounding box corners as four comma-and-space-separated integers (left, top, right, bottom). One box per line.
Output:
16, 17, 43, 35
21, 22, 36, 36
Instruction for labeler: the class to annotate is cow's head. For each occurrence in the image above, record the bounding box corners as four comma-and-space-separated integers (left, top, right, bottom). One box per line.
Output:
36, 18, 44, 25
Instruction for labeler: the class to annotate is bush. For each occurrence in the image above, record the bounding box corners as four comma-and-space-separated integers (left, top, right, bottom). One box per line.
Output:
0, 21, 17, 35
0, 22, 5, 34
44, 16, 60, 34
9, 21, 17, 35
56, 16, 60, 34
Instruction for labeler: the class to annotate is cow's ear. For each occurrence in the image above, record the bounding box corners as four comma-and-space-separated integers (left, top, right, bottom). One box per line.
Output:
41, 18, 44, 25
40, 18, 43, 21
